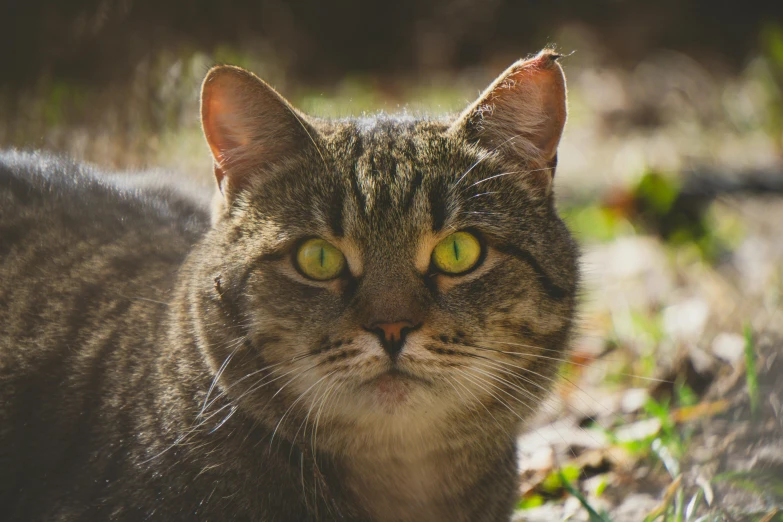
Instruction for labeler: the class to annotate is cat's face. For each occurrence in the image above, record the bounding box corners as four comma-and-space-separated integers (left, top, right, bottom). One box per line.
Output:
193, 51, 578, 446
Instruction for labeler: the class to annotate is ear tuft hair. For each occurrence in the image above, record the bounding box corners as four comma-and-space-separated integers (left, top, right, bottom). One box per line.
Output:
451, 49, 568, 190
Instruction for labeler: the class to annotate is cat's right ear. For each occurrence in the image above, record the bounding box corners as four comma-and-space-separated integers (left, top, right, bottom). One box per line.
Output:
201, 66, 318, 201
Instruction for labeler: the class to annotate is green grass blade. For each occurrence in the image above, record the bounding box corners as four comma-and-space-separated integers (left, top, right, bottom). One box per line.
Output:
559, 471, 613, 522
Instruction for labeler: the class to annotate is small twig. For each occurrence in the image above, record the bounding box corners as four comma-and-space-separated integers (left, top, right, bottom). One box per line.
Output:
644, 475, 683, 522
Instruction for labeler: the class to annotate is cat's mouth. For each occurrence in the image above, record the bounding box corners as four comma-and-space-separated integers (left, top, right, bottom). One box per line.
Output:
362, 367, 431, 405
369, 367, 429, 384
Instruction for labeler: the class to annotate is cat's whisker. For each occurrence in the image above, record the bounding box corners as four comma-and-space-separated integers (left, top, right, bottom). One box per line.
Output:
466, 348, 570, 390
443, 374, 472, 409
201, 349, 323, 412
459, 366, 581, 458
466, 359, 607, 447
464, 170, 525, 189
270, 371, 336, 449
454, 132, 528, 188
466, 359, 549, 404
472, 356, 567, 397
294, 372, 337, 446
466, 191, 499, 200
435, 343, 610, 434
117, 294, 169, 307
181, 367, 323, 457
284, 104, 329, 170
448, 372, 511, 440
199, 336, 248, 417
196, 359, 324, 434
481, 331, 638, 364
449, 377, 492, 441
467, 348, 601, 405
207, 404, 238, 434
201, 362, 290, 414
444, 374, 496, 438
453, 368, 532, 438
310, 378, 344, 460
473, 341, 672, 383
458, 211, 503, 216
457, 366, 537, 418
321, 378, 349, 439
142, 385, 258, 464
309, 380, 341, 482
234, 360, 325, 409
311, 379, 348, 516
465, 345, 644, 429
479, 337, 580, 357
454, 151, 491, 187
458, 367, 573, 454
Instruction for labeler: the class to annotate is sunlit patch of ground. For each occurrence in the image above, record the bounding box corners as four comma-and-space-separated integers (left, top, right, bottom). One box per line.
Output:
513, 191, 783, 521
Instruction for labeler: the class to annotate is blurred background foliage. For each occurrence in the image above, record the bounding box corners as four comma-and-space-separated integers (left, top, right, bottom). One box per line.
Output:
1, 0, 782, 191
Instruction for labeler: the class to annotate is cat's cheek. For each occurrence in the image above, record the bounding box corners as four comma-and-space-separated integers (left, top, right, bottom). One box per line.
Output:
509, 298, 569, 337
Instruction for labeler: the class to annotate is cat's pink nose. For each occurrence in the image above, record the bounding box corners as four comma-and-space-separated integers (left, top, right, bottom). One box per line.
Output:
374, 322, 413, 342
364, 320, 420, 359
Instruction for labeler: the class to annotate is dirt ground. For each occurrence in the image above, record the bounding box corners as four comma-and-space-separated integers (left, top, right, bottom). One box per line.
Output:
513, 195, 783, 521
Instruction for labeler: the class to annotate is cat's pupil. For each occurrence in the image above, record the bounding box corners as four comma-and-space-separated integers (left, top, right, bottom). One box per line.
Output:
453, 240, 460, 260
319, 246, 325, 267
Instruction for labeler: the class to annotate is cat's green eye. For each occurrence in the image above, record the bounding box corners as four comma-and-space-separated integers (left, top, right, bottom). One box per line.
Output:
295, 238, 346, 281
432, 231, 482, 275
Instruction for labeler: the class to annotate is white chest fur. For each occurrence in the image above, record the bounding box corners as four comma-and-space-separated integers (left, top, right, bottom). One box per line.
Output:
342, 446, 457, 522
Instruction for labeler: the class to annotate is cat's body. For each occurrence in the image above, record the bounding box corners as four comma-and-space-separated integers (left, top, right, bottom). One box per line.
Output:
0, 51, 578, 521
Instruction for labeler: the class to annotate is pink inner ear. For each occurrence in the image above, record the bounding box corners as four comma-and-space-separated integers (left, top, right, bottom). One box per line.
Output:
201, 70, 266, 195
203, 88, 251, 168
200, 65, 319, 199
491, 53, 567, 163
455, 50, 568, 169
202, 86, 229, 165
522, 54, 567, 158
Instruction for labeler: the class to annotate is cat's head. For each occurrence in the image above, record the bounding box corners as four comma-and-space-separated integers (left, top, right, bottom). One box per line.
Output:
190, 50, 578, 448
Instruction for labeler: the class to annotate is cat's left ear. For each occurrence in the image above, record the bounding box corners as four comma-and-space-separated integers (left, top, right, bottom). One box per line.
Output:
450, 50, 567, 189
201, 65, 319, 201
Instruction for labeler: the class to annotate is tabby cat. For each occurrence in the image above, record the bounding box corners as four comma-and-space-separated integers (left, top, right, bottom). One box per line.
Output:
0, 49, 578, 521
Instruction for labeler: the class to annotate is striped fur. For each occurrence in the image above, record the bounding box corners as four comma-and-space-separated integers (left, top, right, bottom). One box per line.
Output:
0, 52, 579, 522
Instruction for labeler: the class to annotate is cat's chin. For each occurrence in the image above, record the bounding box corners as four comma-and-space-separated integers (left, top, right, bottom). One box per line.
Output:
363, 368, 429, 411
